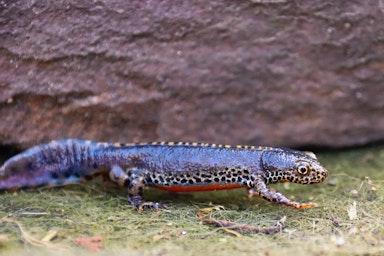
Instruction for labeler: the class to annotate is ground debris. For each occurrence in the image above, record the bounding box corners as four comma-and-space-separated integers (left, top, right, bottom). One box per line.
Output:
197, 206, 285, 235
75, 236, 104, 252
327, 215, 341, 227
0, 217, 63, 249
347, 201, 357, 221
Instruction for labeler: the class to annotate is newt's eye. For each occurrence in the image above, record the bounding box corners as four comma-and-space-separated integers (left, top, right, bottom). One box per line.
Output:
297, 164, 309, 175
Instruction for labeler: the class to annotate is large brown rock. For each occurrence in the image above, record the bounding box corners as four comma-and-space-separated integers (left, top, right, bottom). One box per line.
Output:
0, 1, 383, 149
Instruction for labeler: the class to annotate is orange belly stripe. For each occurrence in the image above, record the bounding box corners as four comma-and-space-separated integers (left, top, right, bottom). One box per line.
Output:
153, 183, 244, 193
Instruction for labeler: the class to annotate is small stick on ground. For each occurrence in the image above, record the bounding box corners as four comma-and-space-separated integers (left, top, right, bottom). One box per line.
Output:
197, 206, 285, 235
0, 217, 65, 249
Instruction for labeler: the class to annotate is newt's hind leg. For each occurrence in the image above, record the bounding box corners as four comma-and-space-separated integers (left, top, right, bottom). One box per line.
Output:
108, 166, 167, 212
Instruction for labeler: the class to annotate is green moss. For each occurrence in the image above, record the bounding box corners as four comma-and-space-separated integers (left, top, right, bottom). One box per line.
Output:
1, 145, 384, 255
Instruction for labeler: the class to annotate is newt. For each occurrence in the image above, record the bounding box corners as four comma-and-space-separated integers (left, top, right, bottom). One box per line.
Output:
0, 139, 328, 210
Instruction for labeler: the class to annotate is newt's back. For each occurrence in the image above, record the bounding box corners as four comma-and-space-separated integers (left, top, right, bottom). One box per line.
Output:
1, 139, 262, 190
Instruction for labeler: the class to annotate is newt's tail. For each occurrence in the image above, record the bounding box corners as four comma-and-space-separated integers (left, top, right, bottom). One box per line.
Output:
0, 139, 102, 191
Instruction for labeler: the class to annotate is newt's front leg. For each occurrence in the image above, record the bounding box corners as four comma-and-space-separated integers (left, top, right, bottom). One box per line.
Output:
248, 178, 318, 209
108, 166, 166, 212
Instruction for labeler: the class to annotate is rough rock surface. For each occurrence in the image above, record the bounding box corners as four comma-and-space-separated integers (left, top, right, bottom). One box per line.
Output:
0, 1, 384, 149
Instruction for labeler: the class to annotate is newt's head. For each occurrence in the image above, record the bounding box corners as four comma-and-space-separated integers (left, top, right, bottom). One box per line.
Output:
260, 148, 328, 185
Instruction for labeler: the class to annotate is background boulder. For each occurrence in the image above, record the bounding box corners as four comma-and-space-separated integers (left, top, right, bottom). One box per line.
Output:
1, 1, 383, 149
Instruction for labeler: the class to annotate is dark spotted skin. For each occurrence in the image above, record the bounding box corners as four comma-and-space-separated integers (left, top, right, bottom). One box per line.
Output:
0, 139, 328, 210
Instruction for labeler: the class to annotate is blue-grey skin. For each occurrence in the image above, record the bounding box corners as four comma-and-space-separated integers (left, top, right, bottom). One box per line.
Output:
0, 139, 328, 209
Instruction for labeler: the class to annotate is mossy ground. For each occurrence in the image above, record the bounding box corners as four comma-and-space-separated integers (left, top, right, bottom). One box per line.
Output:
1, 145, 384, 255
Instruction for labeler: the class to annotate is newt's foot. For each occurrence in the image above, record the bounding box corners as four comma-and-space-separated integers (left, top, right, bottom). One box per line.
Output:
128, 195, 168, 212
138, 202, 168, 213
291, 202, 318, 209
